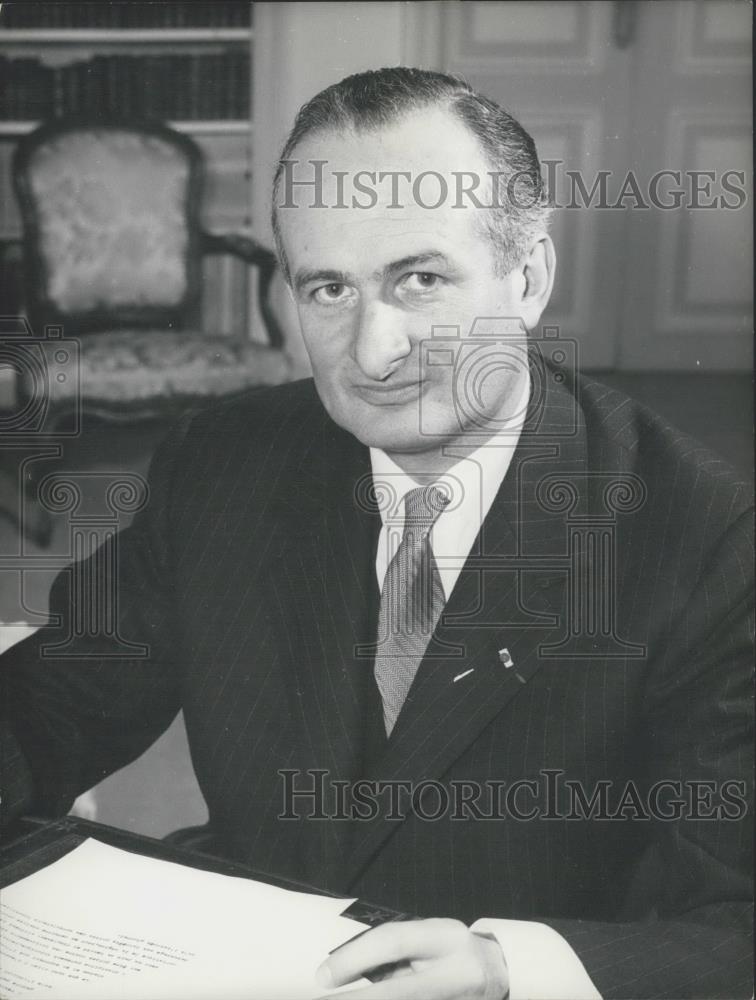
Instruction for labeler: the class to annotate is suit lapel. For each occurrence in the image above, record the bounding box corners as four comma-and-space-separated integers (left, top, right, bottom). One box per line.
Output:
346, 365, 589, 888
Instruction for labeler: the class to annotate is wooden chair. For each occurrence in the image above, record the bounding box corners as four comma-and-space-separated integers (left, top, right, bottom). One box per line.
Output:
1, 117, 294, 543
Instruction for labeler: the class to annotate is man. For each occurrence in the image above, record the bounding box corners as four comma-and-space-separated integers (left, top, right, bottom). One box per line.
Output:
1, 69, 752, 999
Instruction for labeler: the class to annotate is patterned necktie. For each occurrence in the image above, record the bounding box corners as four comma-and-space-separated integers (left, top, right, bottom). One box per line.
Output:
374, 485, 449, 735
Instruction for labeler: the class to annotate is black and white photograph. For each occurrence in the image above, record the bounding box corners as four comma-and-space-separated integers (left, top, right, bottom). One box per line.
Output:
0, 2, 752, 998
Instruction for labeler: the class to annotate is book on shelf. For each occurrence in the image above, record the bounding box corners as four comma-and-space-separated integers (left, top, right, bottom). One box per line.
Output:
0, 57, 55, 120
0, 2, 253, 30
0, 52, 251, 122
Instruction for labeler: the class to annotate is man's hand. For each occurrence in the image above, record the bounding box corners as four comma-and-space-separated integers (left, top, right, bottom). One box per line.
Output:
315, 918, 509, 999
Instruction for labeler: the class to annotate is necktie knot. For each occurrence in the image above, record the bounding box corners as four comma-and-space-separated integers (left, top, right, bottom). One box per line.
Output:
403, 485, 449, 531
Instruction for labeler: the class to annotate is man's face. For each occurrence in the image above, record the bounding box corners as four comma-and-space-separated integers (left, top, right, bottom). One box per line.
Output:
277, 107, 539, 461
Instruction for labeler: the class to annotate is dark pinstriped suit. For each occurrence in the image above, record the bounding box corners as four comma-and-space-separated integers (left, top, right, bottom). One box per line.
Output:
2, 363, 752, 998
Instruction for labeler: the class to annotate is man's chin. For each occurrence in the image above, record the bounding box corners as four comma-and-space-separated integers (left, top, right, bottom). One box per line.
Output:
337, 414, 426, 453
323, 395, 458, 454
351, 425, 425, 452
352, 418, 460, 457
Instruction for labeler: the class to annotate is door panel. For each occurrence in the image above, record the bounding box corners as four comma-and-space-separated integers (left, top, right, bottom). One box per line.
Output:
423, 0, 751, 370
439, 1, 631, 368
620, 1, 751, 368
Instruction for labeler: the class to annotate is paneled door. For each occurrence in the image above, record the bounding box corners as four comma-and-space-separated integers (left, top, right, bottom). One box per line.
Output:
421, 0, 751, 370
437, 1, 634, 368
619, 0, 751, 369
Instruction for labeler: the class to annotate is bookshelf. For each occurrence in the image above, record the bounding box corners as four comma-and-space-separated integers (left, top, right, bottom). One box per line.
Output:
0, 120, 253, 136
0, 2, 256, 338
0, 29, 251, 42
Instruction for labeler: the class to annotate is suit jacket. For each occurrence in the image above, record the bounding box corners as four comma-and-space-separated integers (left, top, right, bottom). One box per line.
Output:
2, 364, 753, 998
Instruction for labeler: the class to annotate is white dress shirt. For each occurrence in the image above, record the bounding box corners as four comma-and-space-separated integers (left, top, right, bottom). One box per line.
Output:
371, 374, 529, 601
369, 373, 602, 1000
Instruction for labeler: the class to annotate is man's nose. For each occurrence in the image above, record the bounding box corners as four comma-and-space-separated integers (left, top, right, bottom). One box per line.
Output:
353, 301, 412, 381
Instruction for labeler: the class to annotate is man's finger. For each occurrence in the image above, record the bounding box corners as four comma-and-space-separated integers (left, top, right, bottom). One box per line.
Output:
316, 964, 451, 1000
318, 919, 468, 988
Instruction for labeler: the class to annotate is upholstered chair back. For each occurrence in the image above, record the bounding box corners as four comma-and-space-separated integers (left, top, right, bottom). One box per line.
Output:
13, 120, 202, 332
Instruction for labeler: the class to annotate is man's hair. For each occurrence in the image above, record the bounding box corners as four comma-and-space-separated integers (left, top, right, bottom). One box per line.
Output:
271, 66, 552, 281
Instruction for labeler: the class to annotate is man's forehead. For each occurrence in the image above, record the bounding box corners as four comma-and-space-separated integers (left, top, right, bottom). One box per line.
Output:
275, 105, 496, 276
288, 105, 489, 181
280, 205, 475, 280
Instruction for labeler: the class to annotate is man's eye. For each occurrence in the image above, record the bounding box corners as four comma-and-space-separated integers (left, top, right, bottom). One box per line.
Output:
312, 283, 350, 304
402, 272, 443, 292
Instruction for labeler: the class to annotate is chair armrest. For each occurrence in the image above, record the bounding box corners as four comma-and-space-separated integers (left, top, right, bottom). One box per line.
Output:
200, 231, 285, 350
200, 231, 275, 268
0, 236, 23, 268
0, 237, 25, 319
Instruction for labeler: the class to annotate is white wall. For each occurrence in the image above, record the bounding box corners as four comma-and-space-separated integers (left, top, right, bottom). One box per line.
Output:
252, 1, 406, 242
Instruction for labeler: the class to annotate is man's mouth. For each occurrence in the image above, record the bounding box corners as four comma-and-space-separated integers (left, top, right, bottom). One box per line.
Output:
354, 380, 424, 404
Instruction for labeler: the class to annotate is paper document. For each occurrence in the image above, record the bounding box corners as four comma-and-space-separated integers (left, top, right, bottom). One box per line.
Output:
0, 838, 369, 999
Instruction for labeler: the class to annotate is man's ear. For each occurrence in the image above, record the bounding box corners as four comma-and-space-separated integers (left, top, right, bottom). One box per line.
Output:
519, 235, 556, 330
